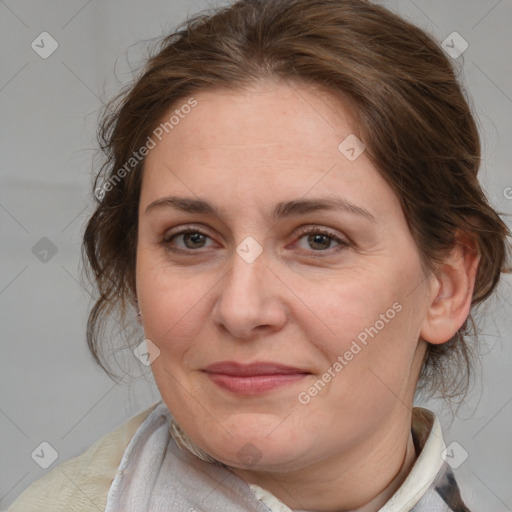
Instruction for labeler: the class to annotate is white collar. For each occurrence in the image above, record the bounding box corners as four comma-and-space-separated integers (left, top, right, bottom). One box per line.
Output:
379, 408, 446, 512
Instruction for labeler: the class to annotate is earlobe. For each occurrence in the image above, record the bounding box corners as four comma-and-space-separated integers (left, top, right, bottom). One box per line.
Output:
420, 231, 480, 345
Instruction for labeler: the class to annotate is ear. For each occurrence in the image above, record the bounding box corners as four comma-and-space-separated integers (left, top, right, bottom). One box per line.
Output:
420, 230, 480, 344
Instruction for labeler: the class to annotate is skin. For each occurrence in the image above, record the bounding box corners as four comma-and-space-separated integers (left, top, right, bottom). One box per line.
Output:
135, 80, 479, 511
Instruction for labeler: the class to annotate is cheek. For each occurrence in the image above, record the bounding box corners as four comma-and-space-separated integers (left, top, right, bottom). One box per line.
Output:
136, 253, 208, 354
305, 270, 400, 348
300, 267, 422, 394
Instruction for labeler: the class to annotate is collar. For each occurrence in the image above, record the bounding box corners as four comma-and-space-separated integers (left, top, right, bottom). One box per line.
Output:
379, 407, 446, 511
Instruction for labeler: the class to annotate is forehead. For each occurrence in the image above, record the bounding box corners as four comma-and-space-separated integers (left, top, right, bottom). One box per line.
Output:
148, 81, 356, 160
140, 81, 398, 219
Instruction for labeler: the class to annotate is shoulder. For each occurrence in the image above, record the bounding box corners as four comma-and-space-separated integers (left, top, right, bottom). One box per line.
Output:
8, 402, 160, 512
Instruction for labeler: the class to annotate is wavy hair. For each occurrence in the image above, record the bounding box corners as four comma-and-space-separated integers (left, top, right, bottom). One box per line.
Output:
82, 0, 511, 401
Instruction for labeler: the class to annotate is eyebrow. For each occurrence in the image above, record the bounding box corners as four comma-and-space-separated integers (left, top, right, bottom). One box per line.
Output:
145, 196, 376, 222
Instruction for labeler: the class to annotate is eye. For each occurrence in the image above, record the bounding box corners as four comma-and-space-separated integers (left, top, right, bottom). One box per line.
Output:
294, 227, 349, 253
161, 225, 349, 255
162, 229, 215, 252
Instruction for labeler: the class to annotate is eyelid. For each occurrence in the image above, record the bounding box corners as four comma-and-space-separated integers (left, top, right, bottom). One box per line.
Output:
292, 225, 349, 244
162, 222, 214, 239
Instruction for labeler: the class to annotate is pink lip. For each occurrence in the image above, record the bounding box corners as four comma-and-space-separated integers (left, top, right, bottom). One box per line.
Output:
202, 361, 310, 395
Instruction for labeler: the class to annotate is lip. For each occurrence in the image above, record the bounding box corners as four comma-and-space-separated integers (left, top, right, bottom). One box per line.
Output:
202, 361, 310, 395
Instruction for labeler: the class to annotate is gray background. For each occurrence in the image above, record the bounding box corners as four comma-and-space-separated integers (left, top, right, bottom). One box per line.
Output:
1, 0, 511, 510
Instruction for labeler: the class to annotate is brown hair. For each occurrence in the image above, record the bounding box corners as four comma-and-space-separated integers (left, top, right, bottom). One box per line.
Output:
82, 0, 511, 401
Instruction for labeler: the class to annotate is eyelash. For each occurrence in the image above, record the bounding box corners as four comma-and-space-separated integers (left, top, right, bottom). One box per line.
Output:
161, 225, 350, 257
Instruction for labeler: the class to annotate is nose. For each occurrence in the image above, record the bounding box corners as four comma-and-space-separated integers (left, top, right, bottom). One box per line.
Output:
211, 249, 288, 340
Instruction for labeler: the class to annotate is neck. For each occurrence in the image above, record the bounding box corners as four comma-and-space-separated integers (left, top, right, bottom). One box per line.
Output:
228, 410, 418, 512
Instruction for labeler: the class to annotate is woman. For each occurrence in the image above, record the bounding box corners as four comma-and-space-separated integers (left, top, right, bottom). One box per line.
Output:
9, 0, 510, 510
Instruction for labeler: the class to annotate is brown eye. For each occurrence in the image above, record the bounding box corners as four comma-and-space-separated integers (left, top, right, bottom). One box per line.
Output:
163, 230, 214, 251
295, 227, 348, 253
181, 232, 207, 249
306, 233, 336, 250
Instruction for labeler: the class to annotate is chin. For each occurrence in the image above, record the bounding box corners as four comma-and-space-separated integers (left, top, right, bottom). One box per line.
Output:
195, 421, 314, 472
216, 443, 311, 473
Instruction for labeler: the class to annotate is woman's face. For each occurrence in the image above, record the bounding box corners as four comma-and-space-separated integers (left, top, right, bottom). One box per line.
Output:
136, 81, 435, 471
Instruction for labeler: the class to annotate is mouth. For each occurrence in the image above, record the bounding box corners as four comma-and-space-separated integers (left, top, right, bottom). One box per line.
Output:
202, 361, 311, 395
